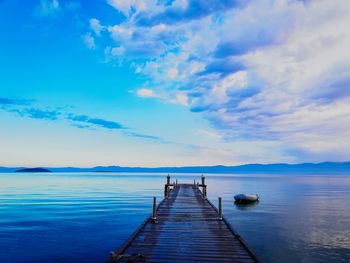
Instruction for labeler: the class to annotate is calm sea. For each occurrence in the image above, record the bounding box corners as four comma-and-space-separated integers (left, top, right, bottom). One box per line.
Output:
0, 173, 349, 262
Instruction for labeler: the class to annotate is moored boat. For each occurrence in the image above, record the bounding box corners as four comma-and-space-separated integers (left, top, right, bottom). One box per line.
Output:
234, 194, 259, 203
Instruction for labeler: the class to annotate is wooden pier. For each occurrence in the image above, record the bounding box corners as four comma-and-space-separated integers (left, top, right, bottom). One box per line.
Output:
109, 176, 261, 263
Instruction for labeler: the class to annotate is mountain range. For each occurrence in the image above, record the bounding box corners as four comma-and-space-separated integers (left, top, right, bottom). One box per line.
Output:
1, 162, 350, 174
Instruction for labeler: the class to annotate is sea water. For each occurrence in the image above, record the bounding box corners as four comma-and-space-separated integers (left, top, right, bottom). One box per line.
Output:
0, 173, 349, 262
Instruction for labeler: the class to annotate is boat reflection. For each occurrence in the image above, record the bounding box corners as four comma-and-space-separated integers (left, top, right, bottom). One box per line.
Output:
234, 200, 260, 211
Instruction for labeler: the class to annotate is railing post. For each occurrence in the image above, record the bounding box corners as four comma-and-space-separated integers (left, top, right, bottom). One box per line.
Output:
164, 185, 168, 197
151, 197, 157, 222
164, 175, 171, 197
167, 174, 170, 185
176, 179, 178, 186
201, 174, 205, 185
193, 179, 196, 185
218, 197, 222, 220
201, 174, 207, 198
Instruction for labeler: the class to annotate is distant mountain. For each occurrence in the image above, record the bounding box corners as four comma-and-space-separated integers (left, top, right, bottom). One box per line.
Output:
1, 162, 350, 174
0, 167, 21, 173
16, 168, 51, 173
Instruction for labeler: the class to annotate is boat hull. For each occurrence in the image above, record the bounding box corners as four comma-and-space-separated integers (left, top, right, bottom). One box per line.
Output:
234, 194, 259, 204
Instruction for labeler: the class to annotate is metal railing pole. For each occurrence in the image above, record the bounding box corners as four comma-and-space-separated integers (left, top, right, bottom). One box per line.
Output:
218, 197, 222, 220
151, 197, 157, 222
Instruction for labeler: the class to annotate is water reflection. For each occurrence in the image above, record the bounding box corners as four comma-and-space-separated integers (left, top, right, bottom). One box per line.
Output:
234, 200, 260, 211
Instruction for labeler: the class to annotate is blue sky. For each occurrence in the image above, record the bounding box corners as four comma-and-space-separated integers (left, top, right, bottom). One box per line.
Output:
1, 0, 350, 167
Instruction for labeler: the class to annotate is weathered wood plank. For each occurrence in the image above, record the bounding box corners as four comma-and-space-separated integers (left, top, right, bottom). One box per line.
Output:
109, 183, 261, 263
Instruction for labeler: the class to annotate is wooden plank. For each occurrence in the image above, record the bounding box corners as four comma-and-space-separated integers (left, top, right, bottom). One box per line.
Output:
109, 184, 261, 263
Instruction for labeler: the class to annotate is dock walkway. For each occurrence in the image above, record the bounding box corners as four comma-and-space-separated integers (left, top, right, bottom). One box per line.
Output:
109, 181, 261, 263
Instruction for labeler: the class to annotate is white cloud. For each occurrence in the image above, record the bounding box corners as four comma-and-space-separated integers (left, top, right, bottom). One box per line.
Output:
34, 0, 80, 17
107, 0, 159, 17
89, 18, 104, 36
171, 0, 188, 10
35, 0, 60, 17
136, 88, 189, 107
83, 33, 96, 49
196, 129, 222, 140
108, 24, 134, 42
111, 46, 125, 56
136, 88, 160, 98
170, 92, 189, 106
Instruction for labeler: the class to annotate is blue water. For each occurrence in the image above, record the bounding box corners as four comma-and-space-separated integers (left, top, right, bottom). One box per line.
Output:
0, 173, 349, 262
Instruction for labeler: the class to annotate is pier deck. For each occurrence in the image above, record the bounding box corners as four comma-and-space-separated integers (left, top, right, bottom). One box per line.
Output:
110, 183, 261, 263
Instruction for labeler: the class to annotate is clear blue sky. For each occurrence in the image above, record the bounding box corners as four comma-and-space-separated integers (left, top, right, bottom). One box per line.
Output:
1, 0, 349, 167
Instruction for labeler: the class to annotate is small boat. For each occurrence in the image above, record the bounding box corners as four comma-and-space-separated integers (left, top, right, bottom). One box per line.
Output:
234, 194, 259, 204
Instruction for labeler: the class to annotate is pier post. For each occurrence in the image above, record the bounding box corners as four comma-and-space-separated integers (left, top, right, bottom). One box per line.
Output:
151, 197, 157, 222
166, 188, 169, 199
218, 197, 223, 220
164, 175, 171, 197
167, 174, 170, 185
201, 174, 205, 185
201, 175, 207, 198
164, 185, 168, 197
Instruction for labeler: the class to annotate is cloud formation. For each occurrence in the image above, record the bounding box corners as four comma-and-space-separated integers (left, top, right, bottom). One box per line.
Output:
19, 108, 61, 120
0, 98, 15, 105
136, 88, 160, 98
68, 114, 124, 129
0, 97, 31, 106
34, 0, 80, 18
124, 131, 165, 142
0, 97, 177, 146
90, 18, 104, 36
34, 0, 60, 17
83, 32, 96, 49
89, 0, 350, 162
